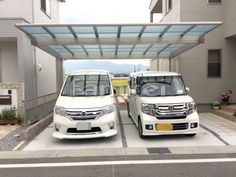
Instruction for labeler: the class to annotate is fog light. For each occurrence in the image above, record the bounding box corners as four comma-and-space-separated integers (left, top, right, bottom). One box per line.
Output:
145, 124, 153, 130
191, 123, 198, 128
109, 122, 114, 129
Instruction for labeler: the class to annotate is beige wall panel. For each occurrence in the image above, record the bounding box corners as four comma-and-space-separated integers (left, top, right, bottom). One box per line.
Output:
0, 41, 17, 82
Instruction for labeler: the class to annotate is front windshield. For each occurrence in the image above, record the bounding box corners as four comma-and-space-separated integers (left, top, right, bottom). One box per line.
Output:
139, 76, 186, 97
61, 75, 111, 97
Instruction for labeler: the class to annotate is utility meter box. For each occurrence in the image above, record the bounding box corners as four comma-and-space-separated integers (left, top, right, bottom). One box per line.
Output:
0, 89, 17, 114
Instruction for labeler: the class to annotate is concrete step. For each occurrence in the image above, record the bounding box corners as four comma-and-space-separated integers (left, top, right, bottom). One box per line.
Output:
214, 109, 236, 122
221, 105, 236, 113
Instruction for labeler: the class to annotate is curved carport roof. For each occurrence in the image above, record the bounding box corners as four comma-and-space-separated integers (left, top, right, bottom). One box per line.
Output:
16, 22, 221, 60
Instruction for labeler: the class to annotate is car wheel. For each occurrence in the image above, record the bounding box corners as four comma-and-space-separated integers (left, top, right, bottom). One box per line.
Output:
138, 119, 145, 139
127, 103, 131, 118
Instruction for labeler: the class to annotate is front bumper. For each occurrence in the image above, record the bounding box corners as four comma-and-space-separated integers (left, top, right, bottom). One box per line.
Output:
140, 111, 199, 136
52, 111, 118, 139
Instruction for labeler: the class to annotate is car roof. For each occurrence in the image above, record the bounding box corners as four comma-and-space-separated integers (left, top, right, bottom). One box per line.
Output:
69, 70, 110, 76
129, 71, 180, 77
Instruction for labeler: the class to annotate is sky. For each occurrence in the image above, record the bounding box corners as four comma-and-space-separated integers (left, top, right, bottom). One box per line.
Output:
59, 0, 162, 66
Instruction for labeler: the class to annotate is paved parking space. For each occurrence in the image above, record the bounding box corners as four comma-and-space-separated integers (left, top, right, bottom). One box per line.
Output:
23, 108, 236, 151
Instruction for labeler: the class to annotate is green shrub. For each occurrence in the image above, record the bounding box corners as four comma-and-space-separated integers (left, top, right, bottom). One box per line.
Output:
2, 109, 16, 120
0, 113, 2, 119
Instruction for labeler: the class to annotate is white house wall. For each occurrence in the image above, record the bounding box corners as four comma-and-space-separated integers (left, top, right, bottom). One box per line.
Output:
224, 0, 236, 38
161, 0, 181, 22
150, 0, 236, 104
0, 41, 17, 82
0, 19, 36, 99
33, 0, 60, 23
35, 48, 57, 96
0, 0, 33, 22
33, 0, 60, 96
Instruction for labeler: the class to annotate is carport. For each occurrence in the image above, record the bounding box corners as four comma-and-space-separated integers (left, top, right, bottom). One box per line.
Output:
16, 22, 236, 151
16, 22, 221, 70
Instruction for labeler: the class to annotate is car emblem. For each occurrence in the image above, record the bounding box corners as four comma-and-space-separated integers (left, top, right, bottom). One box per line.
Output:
82, 112, 86, 117
169, 106, 174, 110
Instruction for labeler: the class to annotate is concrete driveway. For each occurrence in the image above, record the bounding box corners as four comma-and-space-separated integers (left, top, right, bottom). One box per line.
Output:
23, 107, 236, 151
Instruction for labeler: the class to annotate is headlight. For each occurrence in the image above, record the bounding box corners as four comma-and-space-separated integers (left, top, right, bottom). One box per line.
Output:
100, 104, 116, 116
187, 102, 197, 115
141, 103, 156, 116
54, 106, 68, 117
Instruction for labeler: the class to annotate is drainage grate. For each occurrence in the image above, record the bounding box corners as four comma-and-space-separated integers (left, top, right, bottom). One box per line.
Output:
147, 148, 171, 154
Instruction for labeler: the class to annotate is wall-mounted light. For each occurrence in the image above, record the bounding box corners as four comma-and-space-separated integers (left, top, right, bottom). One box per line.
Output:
37, 64, 42, 72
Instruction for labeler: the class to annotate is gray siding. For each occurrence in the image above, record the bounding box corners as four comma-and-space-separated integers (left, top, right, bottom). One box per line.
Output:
0, 19, 36, 99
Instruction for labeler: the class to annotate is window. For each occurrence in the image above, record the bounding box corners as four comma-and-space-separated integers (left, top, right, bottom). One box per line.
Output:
166, 0, 172, 13
61, 75, 111, 96
208, 0, 222, 4
208, 49, 222, 78
137, 76, 186, 97
41, 0, 51, 16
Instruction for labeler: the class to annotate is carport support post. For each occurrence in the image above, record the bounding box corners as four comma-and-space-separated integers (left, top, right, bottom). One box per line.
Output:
169, 58, 172, 72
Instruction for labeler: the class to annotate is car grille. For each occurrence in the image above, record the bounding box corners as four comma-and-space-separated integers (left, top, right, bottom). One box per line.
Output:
66, 108, 102, 120
173, 123, 189, 130
67, 127, 102, 134
154, 103, 188, 119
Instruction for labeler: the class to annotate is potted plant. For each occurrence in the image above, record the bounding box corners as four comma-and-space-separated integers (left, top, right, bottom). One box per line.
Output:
211, 101, 221, 110
220, 90, 233, 105
0, 108, 19, 125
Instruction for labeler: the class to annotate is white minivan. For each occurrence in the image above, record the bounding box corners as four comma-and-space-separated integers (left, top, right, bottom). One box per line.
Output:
53, 70, 118, 139
127, 71, 199, 138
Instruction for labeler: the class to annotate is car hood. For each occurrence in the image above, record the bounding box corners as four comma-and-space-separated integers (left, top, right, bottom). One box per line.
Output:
56, 95, 116, 109
140, 95, 194, 104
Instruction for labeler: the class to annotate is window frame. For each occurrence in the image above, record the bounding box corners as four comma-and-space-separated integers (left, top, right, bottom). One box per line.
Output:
207, 49, 222, 78
40, 0, 51, 18
166, 0, 173, 14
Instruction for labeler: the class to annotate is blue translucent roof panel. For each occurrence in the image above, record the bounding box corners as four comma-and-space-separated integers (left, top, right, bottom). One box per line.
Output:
23, 27, 47, 34
97, 26, 118, 33
31, 33, 52, 38
168, 25, 192, 32
144, 26, 167, 33
16, 22, 222, 59
47, 27, 70, 33
72, 26, 94, 33
190, 24, 217, 32
121, 26, 142, 33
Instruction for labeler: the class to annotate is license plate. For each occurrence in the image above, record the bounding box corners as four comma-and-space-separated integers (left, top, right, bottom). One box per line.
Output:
76, 122, 91, 131
156, 124, 173, 131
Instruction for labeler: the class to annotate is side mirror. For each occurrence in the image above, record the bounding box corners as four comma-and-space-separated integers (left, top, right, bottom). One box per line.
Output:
186, 87, 190, 94
130, 89, 136, 95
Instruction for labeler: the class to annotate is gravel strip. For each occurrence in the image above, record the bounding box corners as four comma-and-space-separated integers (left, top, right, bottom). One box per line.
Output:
0, 126, 25, 151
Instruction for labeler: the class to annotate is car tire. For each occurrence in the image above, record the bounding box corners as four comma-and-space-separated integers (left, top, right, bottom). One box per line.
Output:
127, 103, 131, 118
138, 119, 145, 139
186, 133, 196, 137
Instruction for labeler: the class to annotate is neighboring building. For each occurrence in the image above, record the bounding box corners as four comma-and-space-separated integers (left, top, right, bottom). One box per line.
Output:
0, 0, 65, 98
0, 0, 65, 123
149, 0, 236, 107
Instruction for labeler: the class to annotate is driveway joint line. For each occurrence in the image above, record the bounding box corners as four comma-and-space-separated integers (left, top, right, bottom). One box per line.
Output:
200, 124, 229, 145
117, 106, 128, 148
